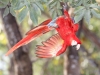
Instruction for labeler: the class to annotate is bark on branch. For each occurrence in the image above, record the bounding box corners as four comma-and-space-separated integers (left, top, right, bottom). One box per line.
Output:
83, 26, 100, 49
0, 9, 32, 75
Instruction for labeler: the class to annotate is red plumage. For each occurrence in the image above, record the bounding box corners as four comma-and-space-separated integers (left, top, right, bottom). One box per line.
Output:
5, 19, 53, 56
6, 9, 81, 58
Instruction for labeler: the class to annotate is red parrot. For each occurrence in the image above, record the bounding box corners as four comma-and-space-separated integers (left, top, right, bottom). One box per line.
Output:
5, 8, 81, 58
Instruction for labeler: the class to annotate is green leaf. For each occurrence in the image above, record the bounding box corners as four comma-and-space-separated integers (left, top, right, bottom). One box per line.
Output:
48, 0, 56, 5
0, 0, 9, 5
14, 3, 25, 10
0, 2, 6, 8
11, 0, 17, 6
35, 2, 44, 11
74, 6, 85, 14
52, 11, 57, 19
50, 8, 55, 16
3, 7, 9, 18
68, 0, 73, 3
57, 10, 62, 16
42, 0, 48, 3
63, 0, 68, 2
29, 6, 38, 25
57, 2, 61, 9
91, 9, 100, 19
74, 9, 86, 23
33, 4, 41, 16
13, 1, 22, 10
17, 7, 28, 23
90, 4, 100, 10
76, 0, 83, 6
13, 0, 29, 10
82, 0, 89, 6
84, 9, 91, 24
9, 7, 16, 17
49, 1, 57, 9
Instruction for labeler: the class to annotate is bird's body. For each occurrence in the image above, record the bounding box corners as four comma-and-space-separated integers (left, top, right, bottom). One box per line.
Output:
5, 9, 81, 58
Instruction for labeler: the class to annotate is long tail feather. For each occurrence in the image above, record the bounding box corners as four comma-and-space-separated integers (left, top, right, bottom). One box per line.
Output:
6, 19, 53, 56
26, 19, 52, 35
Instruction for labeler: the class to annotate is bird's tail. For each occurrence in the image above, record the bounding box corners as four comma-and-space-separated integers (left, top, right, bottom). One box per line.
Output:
5, 19, 52, 56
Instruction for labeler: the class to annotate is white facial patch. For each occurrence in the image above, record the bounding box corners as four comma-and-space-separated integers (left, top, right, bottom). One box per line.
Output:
71, 40, 77, 46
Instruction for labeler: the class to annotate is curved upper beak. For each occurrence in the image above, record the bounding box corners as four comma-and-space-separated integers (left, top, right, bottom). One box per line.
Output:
71, 40, 80, 50
76, 44, 80, 50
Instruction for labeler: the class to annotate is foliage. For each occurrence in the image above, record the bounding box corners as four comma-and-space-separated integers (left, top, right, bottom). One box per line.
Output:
0, 0, 100, 24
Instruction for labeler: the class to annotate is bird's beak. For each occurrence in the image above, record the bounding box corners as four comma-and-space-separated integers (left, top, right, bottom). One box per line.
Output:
71, 40, 80, 50
76, 44, 80, 50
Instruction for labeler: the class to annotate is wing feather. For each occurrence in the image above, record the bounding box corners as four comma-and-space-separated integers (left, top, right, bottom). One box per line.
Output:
5, 19, 53, 56
36, 34, 67, 58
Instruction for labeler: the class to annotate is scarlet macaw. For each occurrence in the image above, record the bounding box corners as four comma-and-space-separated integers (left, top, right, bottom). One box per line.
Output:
5, 8, 81, 58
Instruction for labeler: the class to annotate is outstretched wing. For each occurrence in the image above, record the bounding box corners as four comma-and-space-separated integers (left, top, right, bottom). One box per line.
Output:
36, 34, 67, 58
5, 19, 53, 56
26, 19, 52, 35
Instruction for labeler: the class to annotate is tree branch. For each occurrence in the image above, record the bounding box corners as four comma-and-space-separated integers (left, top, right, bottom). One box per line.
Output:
0, 9, 32, 75
83, 26, 100, 49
